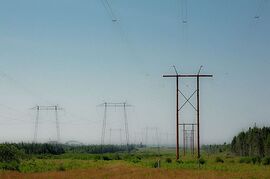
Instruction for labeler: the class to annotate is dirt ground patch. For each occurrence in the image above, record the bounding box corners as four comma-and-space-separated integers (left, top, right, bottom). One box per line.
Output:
0, 164, 267, 179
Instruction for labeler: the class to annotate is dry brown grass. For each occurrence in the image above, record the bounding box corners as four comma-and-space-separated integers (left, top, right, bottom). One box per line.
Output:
0, 163, 268, 179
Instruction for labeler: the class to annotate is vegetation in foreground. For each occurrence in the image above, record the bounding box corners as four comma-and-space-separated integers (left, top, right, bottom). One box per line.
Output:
1, 147, 270, 178
0, 126, 270, 178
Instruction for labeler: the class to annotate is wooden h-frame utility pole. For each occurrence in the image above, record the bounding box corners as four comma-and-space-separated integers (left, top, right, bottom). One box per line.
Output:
163, 66, 212, 160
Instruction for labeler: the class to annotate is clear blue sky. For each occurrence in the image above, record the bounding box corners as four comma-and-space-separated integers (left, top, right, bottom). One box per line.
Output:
0, 0, 269, 145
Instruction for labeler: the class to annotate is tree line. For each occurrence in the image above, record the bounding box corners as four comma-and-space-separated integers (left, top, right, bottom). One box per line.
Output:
231, 126, 270, 157
1, 143, 136, 155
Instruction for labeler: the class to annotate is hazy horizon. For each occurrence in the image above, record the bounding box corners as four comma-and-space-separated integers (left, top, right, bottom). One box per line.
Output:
0, 0, 269, 146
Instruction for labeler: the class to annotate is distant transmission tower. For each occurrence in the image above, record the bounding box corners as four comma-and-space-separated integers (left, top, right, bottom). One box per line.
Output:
99, 102, 131, 152
32, 105, 62, 143
107, 128, 123, 145
180, 123, 195, 156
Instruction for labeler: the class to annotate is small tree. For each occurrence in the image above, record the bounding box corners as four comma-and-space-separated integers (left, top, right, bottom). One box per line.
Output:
265, 135, 270, 157
0, 144, 24, 170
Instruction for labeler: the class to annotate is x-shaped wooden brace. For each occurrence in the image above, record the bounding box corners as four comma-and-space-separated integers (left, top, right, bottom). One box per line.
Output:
178, 90, 197, 111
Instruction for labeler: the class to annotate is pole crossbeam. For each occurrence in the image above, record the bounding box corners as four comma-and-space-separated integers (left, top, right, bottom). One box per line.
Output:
183, 129, 195, 132
179, 123, 197, 125
98, 102, 132, 107
163, 74, 213, 78
32, 105, 63, 110
163, 66, 212, 160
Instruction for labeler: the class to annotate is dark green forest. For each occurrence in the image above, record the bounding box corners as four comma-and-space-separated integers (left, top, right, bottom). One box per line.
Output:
6, 143, 136, 155
231, 127, 270, 157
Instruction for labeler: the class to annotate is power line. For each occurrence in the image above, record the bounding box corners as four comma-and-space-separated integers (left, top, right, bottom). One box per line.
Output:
100, 0, 117, 22
0, 113, 31, 123
99, 0, 141, 66
0, 69, 52, 104
253, 0, 269, 20
0, 104, 32, 117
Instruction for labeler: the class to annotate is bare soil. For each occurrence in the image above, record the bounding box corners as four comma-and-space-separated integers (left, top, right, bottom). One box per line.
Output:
0, 163, 267, 179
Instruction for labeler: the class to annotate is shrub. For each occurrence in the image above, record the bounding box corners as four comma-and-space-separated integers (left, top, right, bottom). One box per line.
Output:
215, 157, 224, 163
239, 157, 252, 164
112, 153, 121, 160
57, 163, 66, 171
0, 144, 24, 170
251, 157, 261, 164
152, 160, 160, 168
198, 158, 206, 165
102, 155, 111, 161
228, 159, 235, 163
0, 161, 20, 171
94, 155, 101, 160
176, 159, 183, 164
0, 144, 23, 163
14, 143, 65, 155
262, 157, 270, 165
165, 158, 172, 163
225, 153, 231, 158
125, 155, 141, 163
131, 158, 140, 163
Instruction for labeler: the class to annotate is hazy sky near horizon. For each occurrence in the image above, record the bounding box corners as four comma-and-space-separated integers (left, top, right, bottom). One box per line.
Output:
0, 0, 269, 145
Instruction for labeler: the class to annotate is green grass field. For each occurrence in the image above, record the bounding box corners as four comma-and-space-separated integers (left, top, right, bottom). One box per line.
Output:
1, 147, 270, 178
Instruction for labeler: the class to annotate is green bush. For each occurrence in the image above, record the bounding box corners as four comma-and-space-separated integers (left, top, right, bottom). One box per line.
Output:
228, 159, 235, 163
165, 158, 172, 163
102, 155, 111, 161
130, 157, 140, 163
176, 159, 183, 164
198, 158, 206, 165
0, 144, 23, 163
57, 163, 66, 171
225, 153, 232, 159
152, 160, 160, 168
251, 157, 261, 164
262, 157, 270, 165
0, 161, 20, 171
112, 153, 121, 160
239, 157, 252, 164
13, 143, 65, 155
0, 144, 24, 171
94, 155, 101, 160
215, 157, 224, 163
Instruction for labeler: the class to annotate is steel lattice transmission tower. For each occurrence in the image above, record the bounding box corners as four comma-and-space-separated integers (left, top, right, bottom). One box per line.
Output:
32, 105, 63, 143
98, 102, 131, 152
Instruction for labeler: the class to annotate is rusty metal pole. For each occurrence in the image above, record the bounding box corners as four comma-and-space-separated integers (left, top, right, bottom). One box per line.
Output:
190, 131, 192, 154
176, 76, 179, 160
192, 124, 195, 155
183, 124, 186, 156
197, 75, 200, 158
